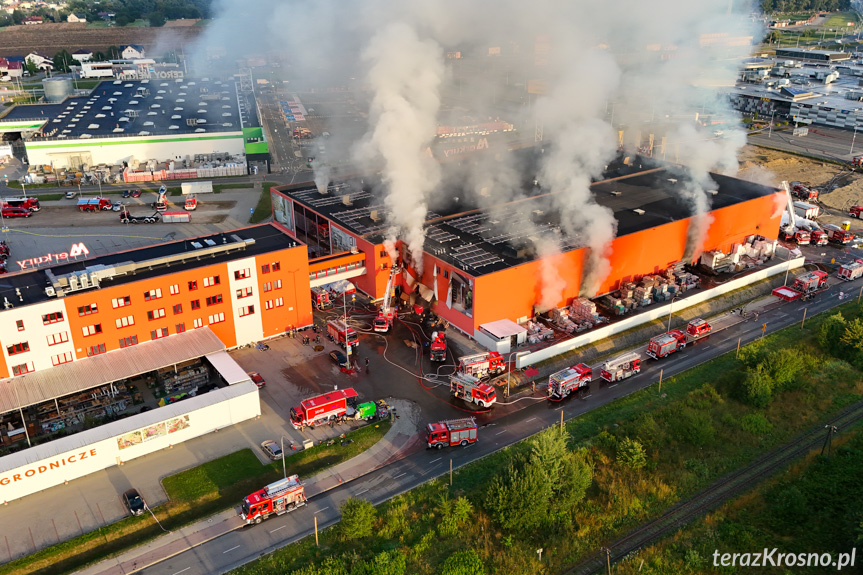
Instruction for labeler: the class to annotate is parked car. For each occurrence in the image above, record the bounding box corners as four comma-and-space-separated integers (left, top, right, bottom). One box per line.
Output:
64, 190, 78, 199
122, 190, 131, 198
112, 202, 123, 211
260, 439, 283, 460
248, 372, 265, 388
122, 488, 146, 516
130, 189, 142, 198
330, 350, 350, 368
1, 207, 31, 218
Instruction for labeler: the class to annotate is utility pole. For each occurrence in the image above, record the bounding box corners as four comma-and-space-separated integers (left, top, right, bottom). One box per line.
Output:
560, 410, 564, 434
450, 458, 453, 486
604, 547, 612, 575
822, 425, 837, 456
801, 307, 807, 329
658, 368, 663, 393
736, 337, 741, 358
314, 515, 319, 546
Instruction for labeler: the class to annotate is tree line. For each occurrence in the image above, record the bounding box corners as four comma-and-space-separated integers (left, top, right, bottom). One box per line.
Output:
760, 0, 852, 14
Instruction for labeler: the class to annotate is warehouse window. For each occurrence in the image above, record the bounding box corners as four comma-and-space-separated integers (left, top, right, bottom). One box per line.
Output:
115, 315, 134, 328
42, 311, 64, 325
275, 297, 284, 308
265, 299, 273, 310
234, 268, 251, 280
16, 320, 23, 331
47, 331, 69, 346
191, 299, 201, 310
206, 294, 223, 306
188, 280, 198, 291
237, 287, 253, 299
203, 275, 220, 287
112, 296, 131, 309
238, 305, 255, 317
12, 362, 33, 376
7, 342, 29, 356
51, 352, 74, 366
147, 308, 166, 321
208, 312, 225, 325
150, 327, 169, 340
274, 279, 282, 289
176, 323, 186, 334
119, 335, 138, 348
77, 303, 98, 316
169, 284, 180, 295
173, 304, 183, 315
193, 318, 203, 329
82, 324, 103, 337
272, 261, 281, 271
261, 264, 270, 274
263, 282, 272, 292
86, 343, 106, 357
144, 288, 162, 301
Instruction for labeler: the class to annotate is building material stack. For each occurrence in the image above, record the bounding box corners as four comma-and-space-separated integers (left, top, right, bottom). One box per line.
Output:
551, 306, 578, 334
526, 320, 554, 344
569, 297, 603, 330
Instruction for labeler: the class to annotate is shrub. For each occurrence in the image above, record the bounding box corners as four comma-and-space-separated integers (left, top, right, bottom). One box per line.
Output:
339, 497, 377, 540
818, 312, 847, 355
616, 436, 647, 469
764, 348, 806, 390
740, 412, 772, 435
437, 495, 473, 537
352, 550, 407, 575
741, 364, 775, 408
440, 549, 485, 575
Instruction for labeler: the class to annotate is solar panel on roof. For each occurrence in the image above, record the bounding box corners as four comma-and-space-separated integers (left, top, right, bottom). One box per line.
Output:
143, 121, 154, 126
174, 107, 183, 111
171, 114, 181, 119
95, 114, 105, 118
113, 91, 122, 95
147, 111, 157, 116
197, 109, 206, 113
160, 83, 168, 87
113, 128, 124, 133
177, 99, 185, 103
87, 124, 99, 129
151, 104, 161, 108
124, 84, 133, 88
102, 106, 112, 110
195, 128, 206, 132
129, 100, 139, 105
169, 125, 179, 129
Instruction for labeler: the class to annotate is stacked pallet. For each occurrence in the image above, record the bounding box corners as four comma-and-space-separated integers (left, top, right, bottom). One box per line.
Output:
526, 320, 555, 344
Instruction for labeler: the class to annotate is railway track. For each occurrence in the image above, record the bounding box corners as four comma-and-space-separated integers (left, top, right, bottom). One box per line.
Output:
567, 398, 863, 575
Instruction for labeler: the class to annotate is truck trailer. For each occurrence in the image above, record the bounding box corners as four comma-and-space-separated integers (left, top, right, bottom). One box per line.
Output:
426, 418, 478, 449
289, 388, 358, 429
450, 372, 497, 408
547, 363, 592, 399
241, 475, 306, 524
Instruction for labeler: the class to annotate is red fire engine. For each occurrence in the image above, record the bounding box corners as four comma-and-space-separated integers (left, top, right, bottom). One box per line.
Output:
838, 260, 863, 281
686, 318, 712, 338
426, 418, 478, 449
780, 228, 810, 245
457, 352, 505, 379
374, 265, 399, 333
77, 197, 112, 212
647, 330, 687, 359
311, 287, 332, 310
450, 372, 497, 408
811, 230, 828, 246
2, 197, 40, 211
241, 475, 306, 524
430, 331, 447, 361
289, 388, 358, 429
793, 270, 828, 294
851, 205, 863, 219
327, 318, 358, 351
547, 363, 592, 399
184, 195, 197, 211
600, 352, 641, 383
824, 224, 856, 244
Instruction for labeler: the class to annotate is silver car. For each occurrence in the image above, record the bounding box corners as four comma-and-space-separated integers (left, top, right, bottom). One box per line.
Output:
261, 439, 283, 460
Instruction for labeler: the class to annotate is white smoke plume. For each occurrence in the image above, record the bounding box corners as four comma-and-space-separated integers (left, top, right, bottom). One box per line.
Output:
536, 240, 567, 313
354, 22, 445, 272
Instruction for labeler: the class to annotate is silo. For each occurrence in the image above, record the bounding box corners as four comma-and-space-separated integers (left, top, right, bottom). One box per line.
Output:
42, 78, 74, 103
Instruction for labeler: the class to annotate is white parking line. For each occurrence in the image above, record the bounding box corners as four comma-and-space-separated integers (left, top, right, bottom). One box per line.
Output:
526, 417, 537, 423
356, 488, 369, 496
392, 472, 406, 479
223, 545, 241, 554
609, 384, 618, 388
430, 457, 442, 463
270, 525, 286, 533
172, 569, 191, 575
496, 430, 506, 436
314, 506, 329, 514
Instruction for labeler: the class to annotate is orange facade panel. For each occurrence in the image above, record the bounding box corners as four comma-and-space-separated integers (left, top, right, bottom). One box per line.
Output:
257, 246, 313, 337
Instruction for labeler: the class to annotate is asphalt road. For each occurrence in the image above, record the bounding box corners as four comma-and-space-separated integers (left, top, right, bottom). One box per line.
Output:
139, 260, 863, 575
748, 125, 862, 163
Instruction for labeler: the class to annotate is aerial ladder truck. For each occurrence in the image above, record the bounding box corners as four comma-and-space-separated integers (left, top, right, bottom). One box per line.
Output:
374, 265, 400, 333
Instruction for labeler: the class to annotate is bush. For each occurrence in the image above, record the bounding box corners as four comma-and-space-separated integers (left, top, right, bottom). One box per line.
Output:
741, 364, 775, 408
440, 549, 485, 575
818, 313, 847, 355
339, 497, 377, 540
740, 412, 773, 435
616, 436, 647, 469
437, 495, 473, 537
352, 550, 407, 575
764, 348, 806, 390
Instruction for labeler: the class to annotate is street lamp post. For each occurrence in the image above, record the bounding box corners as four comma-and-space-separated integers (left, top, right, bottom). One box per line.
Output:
280, 436, 292, 479
851, 125, 859, 156
768, 109, 775, 138
666, 294, 681, 333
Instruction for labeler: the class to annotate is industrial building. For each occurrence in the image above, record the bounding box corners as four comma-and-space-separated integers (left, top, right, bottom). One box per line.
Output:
0, 77, 268, 171
271, 152, 784, 338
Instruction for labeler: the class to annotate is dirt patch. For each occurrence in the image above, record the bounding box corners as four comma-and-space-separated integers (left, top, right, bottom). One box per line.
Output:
0, 22, 202, 56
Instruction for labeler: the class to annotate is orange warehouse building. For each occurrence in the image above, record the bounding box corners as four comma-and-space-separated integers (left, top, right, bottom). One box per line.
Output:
0, 224, 312, 379
271, 156, 784, 338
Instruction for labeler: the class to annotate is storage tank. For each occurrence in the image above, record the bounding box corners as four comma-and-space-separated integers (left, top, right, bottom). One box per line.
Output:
42, 78, 73, 103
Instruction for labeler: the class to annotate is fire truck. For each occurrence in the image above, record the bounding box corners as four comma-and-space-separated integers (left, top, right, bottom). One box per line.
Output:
838, 261, 863, 281
374, 265, 399, 333
77, 197, 112, 212
811, 229, 829, 246
426, 417, 478, 449
547, 363, 592, 399
600, 352, 641, 383
647, 330, 688, 359
824, 224, 856, 244
457, 352, 505, 379
2, 197, 40, 211
311, 287, 332, 310
780, 228, 810, 245
790, 182, 819, 202
153, 185, 169, 212
851, 205, 863, 219
327, 318, 359, 351
430, 331, 447, 361
184, 195, 197, 211
794, 270, 828, 294
450, 372, 497, 408
289, 387, 358, 429
241, 475, 306, 524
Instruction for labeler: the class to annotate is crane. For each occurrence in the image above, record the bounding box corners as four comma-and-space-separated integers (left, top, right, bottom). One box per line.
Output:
374, 265, 400, 333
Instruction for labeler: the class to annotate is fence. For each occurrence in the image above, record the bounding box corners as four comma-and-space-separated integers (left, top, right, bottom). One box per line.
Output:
122, 164, 246, 182
514, 256, 806, 369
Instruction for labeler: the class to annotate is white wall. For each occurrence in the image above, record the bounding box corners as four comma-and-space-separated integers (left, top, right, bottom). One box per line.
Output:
0, 381, 260, 503
226, 257, 263, 346
0, 299, 76, 374
25, 133, 244, 169
515, 257, 806, 369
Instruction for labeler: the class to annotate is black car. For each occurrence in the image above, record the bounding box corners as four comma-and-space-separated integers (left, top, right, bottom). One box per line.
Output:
123, 488, 146, 516
330, 350, 350, 368
122, 190, 131, 198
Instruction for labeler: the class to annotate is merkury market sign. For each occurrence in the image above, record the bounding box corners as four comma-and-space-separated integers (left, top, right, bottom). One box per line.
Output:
17, 242, 89, 270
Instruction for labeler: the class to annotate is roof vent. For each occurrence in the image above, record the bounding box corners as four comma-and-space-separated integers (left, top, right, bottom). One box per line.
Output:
610, 190, 622, 196
633, 208, 645, 215
342, 195, 352, 206
668, 178, 678, 184
707, 189, 718, 196
370, 209, 380, 222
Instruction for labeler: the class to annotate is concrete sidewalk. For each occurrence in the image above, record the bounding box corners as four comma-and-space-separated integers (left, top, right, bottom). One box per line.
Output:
74, 399, 422, 575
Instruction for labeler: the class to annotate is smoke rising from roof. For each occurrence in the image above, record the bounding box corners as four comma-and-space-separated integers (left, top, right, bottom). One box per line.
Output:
192, 0, 759, 302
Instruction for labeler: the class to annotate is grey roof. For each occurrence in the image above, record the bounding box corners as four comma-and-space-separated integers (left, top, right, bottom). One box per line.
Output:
0, 380, 257, 474
0, 77, 242, 139
0, 327, 225, 415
